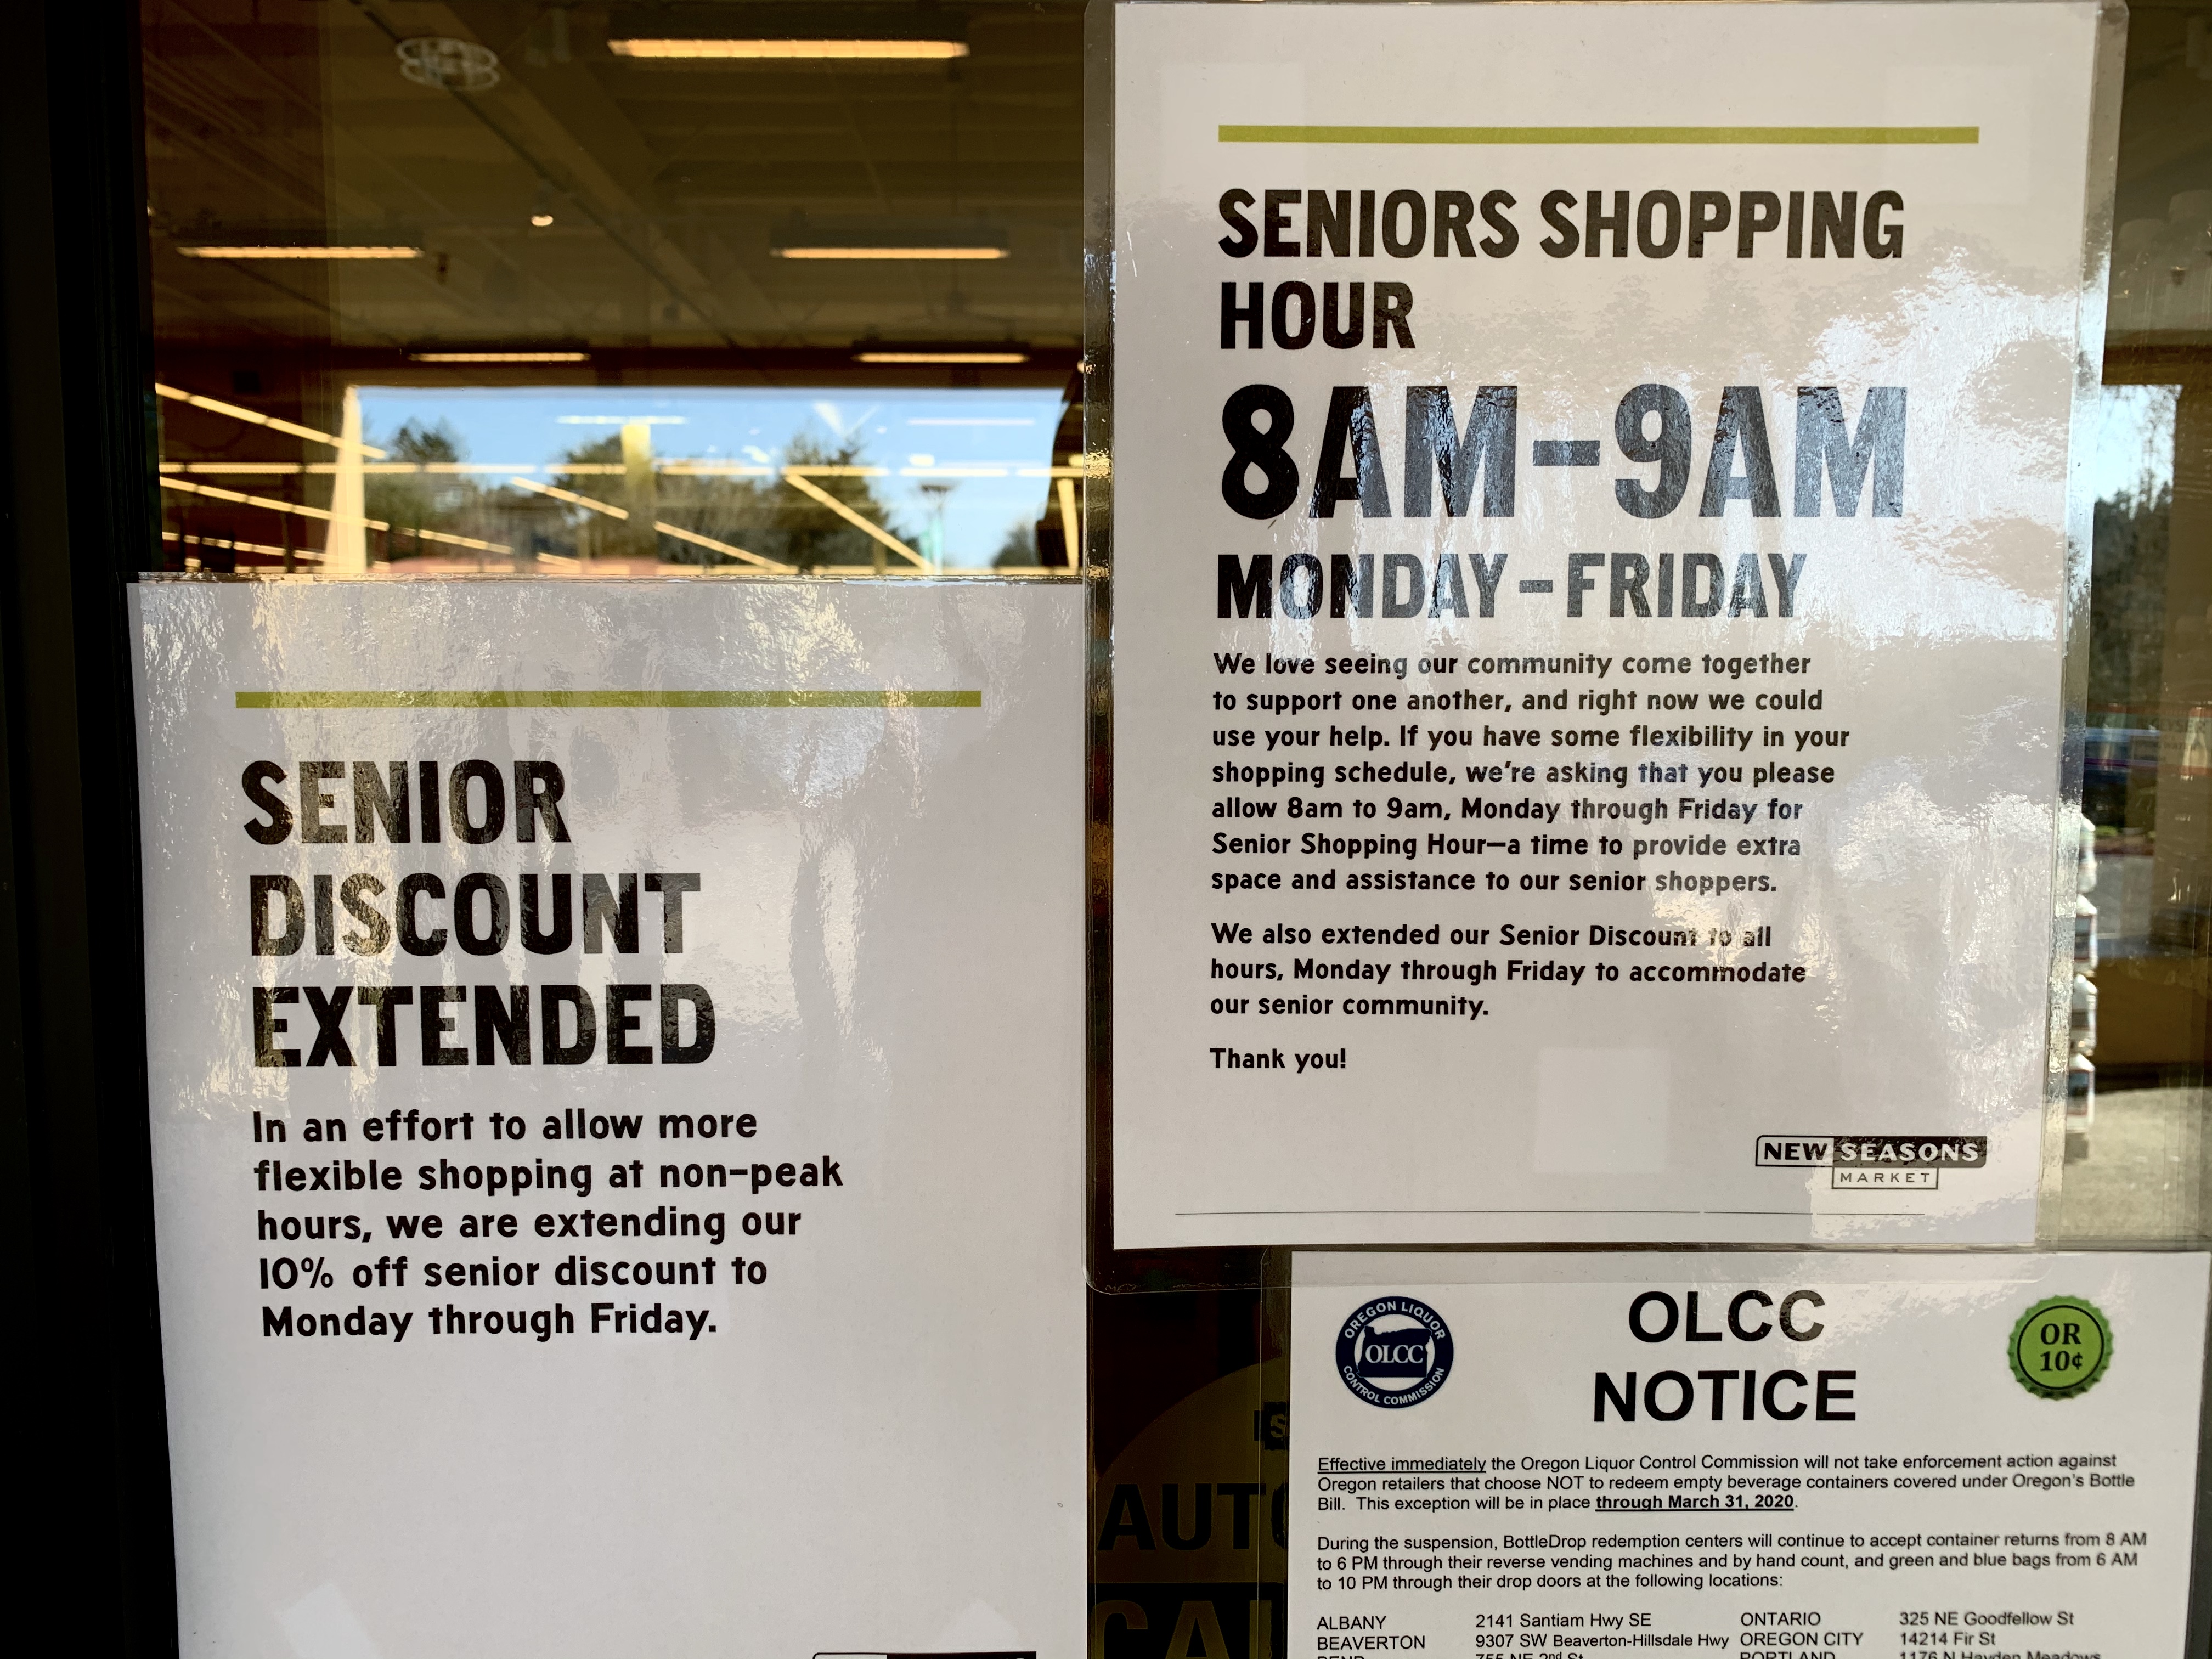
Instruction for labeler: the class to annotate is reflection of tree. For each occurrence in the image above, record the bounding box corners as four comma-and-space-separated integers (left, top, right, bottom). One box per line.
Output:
2087, 482, 2171, 838
993, 520, 1038, 567
549, 431, 911, 571
746, 435, 910, 572
548, 434, 629, 558
550, 433, 622, 490
365, 419, 556, 563
365, 421, 467, 556
2091, 483, 2171, 716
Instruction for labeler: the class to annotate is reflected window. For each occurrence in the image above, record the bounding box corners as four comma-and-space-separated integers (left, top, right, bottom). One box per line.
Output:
159, 380, 1081, 572
142, 0, 1086, 573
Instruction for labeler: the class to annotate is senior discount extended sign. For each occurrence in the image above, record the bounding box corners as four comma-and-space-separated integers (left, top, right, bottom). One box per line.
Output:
133, 580, 1085, 1659
1104, 2, 2112, 1247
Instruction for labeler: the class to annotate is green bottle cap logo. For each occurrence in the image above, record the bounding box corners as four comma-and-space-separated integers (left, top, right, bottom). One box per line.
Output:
2008, 1295, 2113, 1400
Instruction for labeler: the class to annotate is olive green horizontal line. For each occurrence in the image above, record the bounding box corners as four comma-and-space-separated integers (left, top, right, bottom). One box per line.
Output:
1218, 124, 1979, 146
234, 690, 981, 710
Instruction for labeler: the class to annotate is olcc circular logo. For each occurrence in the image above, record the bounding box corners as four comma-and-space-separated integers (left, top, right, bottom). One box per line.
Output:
1336, 1296, 1454, 1408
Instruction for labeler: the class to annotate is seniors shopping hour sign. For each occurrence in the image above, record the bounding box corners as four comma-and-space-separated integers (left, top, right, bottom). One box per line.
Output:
1104, 2, 2112, 1246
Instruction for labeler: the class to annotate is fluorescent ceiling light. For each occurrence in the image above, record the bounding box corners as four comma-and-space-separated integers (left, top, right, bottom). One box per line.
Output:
772, 215, 1008, 262
857, 351, 1030, 364
856, 341, 1034, 366
154, 382, 390, 458
160, 475, 388, 529
408, 350, 590, 364
783, 246, 1006, 261
178, 245, 423, 260
164, 529, 309, 563
611, 37, 967, 59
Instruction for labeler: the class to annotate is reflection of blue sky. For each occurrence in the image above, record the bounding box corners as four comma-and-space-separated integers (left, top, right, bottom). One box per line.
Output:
354, 385, 1068, 567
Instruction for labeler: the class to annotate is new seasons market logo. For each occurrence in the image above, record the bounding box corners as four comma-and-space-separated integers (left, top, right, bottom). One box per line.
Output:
1754, 1133, 1987, 1190
1336, 1296, 1454, 1408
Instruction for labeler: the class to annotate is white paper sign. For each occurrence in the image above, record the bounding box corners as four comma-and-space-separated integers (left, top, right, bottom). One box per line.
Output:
1106, 2, 2108, 1246
133, 579, 1085, 1659
1291, 1251, 2208, 1657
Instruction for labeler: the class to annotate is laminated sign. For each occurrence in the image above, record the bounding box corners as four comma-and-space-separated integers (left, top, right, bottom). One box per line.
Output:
1104, 1, 2115, 1246
1289, 1251, 2210, 1657
132, 579, 1085, 1659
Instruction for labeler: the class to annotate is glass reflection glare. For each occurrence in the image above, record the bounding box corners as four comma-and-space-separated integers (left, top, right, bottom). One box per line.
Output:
157, 385, 1076, 573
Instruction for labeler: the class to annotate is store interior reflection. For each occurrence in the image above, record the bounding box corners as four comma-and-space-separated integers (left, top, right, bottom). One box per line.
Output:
145, 0, 1086, 570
